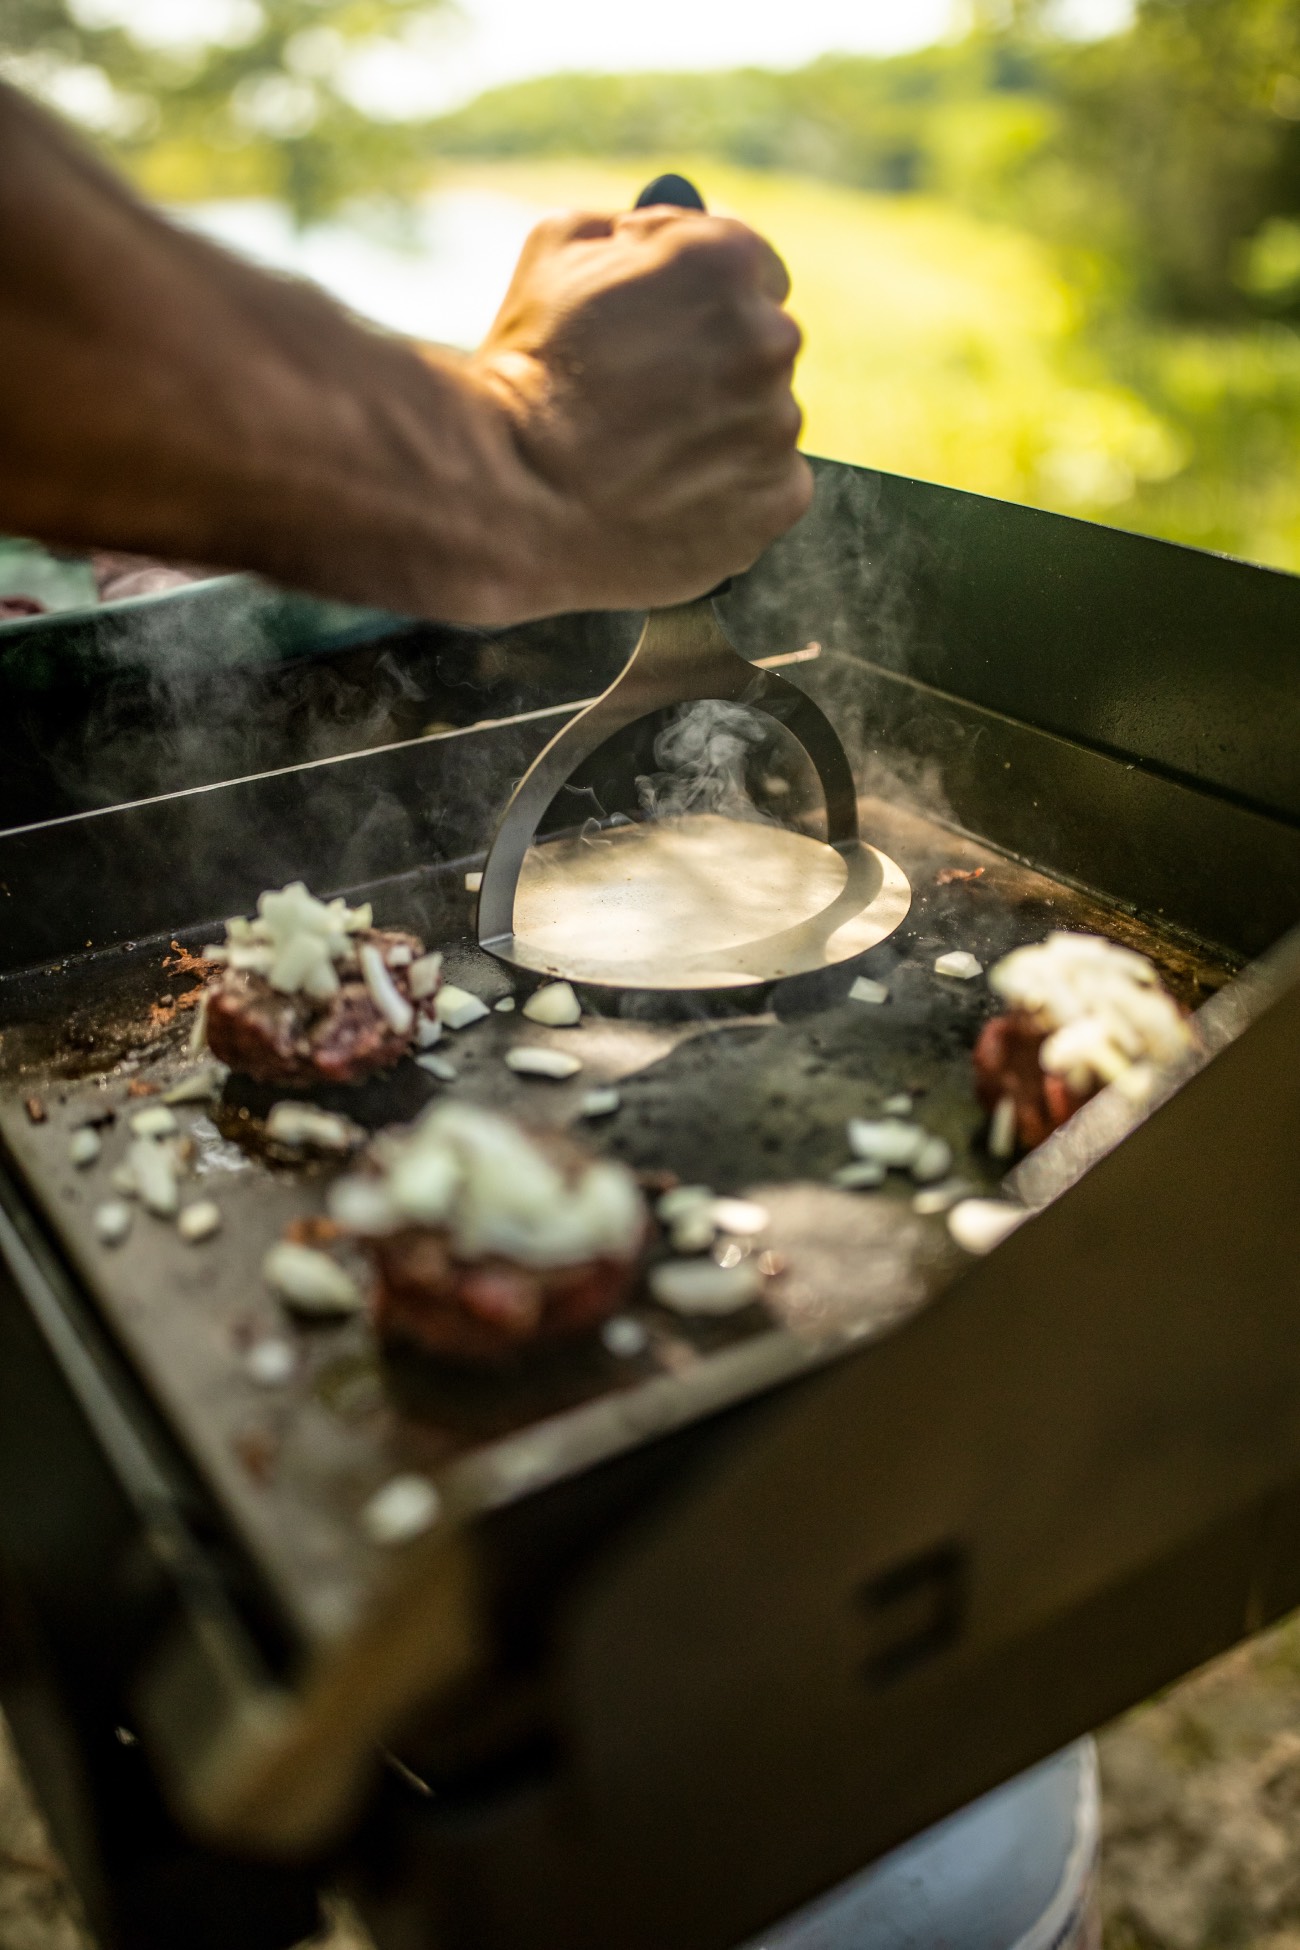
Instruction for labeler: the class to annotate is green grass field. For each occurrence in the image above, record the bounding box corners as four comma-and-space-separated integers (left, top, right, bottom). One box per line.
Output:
443, 158, 1300, 576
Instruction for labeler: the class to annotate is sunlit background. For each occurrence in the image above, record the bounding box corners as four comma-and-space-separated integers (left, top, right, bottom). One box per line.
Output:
5, 0, 1300, 571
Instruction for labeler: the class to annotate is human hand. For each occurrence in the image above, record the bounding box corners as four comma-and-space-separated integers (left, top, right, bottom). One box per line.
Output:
467, 203, 813, 614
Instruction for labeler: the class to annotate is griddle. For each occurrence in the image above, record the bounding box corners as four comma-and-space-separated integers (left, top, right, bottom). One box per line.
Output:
4, 456, 1300, 1950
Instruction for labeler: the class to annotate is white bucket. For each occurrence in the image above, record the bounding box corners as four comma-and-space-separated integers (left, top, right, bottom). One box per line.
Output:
745, 1739, 1101, 1950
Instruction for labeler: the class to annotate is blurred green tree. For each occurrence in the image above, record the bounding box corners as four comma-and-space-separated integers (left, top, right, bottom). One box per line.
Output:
0, 0, 450, 222
1062, 0, 1300, 316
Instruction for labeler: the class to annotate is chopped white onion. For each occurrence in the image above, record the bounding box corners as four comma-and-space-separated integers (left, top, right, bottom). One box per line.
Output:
178, 1200, 221, 1243
110, 1162, 138, 1198
911, 1136, 954, 1184
649, 1259, 764, 1316
188, 989, 210, 1055
988, 1095, 1018, 1160
670, 1210, 717, 1255
415, 1013, 443, 1048
129, 1105, 177, 1139
332, 1100, 643, 1268
522, 981, 581, 1028
494, 996, 515, 1013
435, 984, 489, 1030
602, 1315, 648, 1357
93, 1199, 132, 1246
883, 1093, 913, 1116
385, 943, 413, 967
988, 932, 1192, 1098
657, 1186, 714, 1223
361, 1474, 440, 1546
849, 976, 889, 1005
505, 1048, 582, 1080
128, 1138, 178, 1217
832, 1160, 886, 1191
327, 1174, 401, 1236
163, 1062, 228, 1105
359, 942, 414, 1036
265, 1103, 363, 1153
912, 1179, 971, 1216
408, 952, 443, 1000
581, 1087, 621, 1118
935, 951, 983, 981
246, 1338, 295, 1387
464, 871, 483, 893
848, 1118, 926, 1169
947, 1199, 1028, 1255
416, 1053, 458, 1082
262, 1241, 361, 1315
69, 1127, 101, 1168
710, 1197, 770, 1236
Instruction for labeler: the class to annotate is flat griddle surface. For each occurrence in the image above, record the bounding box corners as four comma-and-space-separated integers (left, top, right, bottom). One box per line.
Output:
0, 798, 1233, 1651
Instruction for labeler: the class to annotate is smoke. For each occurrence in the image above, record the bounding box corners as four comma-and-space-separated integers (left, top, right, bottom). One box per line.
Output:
635, 699, 774, 823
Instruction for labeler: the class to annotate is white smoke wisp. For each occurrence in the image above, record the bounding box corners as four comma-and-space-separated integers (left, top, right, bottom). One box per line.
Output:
636, 700, 771, 823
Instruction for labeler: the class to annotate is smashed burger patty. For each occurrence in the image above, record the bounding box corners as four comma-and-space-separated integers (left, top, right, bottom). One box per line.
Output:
330, 1101, 647, 1362
200, 882, 442, 1087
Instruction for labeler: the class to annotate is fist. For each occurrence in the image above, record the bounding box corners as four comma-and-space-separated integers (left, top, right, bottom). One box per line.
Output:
469, 203, 813, 613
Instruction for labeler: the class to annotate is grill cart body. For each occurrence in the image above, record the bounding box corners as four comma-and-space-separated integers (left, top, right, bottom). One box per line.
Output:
1, 456, 1299, 1949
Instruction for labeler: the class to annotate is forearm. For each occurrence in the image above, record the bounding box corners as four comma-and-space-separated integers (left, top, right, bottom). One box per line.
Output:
0, 83, 556, 623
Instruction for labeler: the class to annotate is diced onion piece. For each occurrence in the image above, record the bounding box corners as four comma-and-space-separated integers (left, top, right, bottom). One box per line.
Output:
657, 1186, 714, 1223
505, 1048, 582, 1080
494, 997, 515, 1013
408, 952, 443, 1001
163, 1062, 227, 1105
69, 1127, 101, 1168
670, 1211, 716, 1255
581, 1087, 621, 1118
328, 1174, 402, 1236
110, 1162, 138, 1198
415, 1013, 443, 1048
849, 976, 889, 1005
935, 951, 983, 981
246, 1339, 295, 1386
911, 1136, 954, 1184
128, 1138, 179, 1217
262, 1241, 361, 1316
988, 1095, 1018, 1160
913, 1179, 971, 1216
522, 981, 581, 1028
883, 1093, 912, 1116
602, 1315, 648, 1357
129, 1105, 177, 1139
464, 871, 483, 893
832, 1160, 885, 1191
93, 1199, 132, 1246
710, 1197, 769, 1236
848, 1119, 925, 1169
361, 1474, 440, 1546
188, 989, 210, 1055
434, 984, 489, 1030
265, 1103, 363, 1153
388, 1145, 459, 1224
359, 942, 414, 1035
649, 1258, 764, 1316
416, 1053, 457, 1082
178, 1200, 221, 1243
947, 1199, 1027, 1255
386, 944, 413, 967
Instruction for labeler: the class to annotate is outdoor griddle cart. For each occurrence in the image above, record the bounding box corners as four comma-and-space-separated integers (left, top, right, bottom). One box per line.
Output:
2, 456, 1300, 1950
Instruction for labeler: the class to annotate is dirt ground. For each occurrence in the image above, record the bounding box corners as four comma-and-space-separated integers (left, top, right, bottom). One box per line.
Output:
9, 1620, 1300, 1950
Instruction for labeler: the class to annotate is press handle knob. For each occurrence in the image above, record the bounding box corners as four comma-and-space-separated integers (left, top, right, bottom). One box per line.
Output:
635, 173, 706, 211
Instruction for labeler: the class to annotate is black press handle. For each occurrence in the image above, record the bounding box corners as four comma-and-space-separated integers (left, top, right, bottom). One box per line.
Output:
635, 173, 706, 212
634, 175, 730, 602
